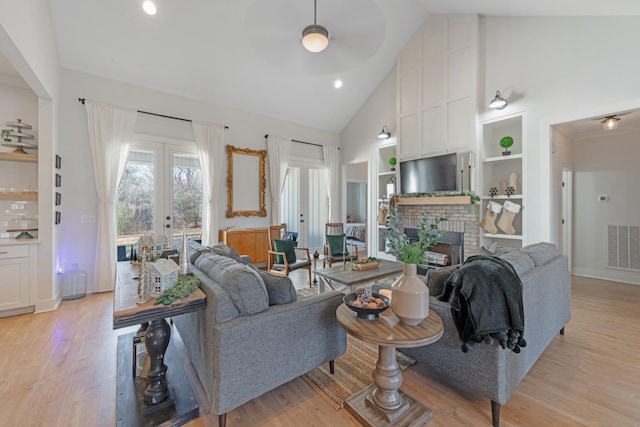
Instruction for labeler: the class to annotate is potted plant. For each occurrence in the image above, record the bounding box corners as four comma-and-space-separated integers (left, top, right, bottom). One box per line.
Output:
388, 156, 397, 171
382, 198, 448, 325
500, 136, 514, 156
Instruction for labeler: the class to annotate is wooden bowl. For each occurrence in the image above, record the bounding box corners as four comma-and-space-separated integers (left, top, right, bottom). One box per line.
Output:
343, 293, 391, 320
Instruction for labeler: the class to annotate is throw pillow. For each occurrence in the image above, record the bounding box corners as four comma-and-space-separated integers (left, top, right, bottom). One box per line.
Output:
326, 234, 347, 256
197, 254, 269, 315
249, 265, 297, 305
522, 242, 559, 267
425, 265, 459, 297
209, 242, 242, 262
273, 239, 297, 264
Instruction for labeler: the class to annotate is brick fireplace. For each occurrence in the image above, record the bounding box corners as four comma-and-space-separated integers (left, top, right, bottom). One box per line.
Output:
397, 201, 481, 261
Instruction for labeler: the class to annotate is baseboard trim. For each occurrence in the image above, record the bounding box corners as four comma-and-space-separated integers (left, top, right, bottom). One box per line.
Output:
572, 268, 640, 286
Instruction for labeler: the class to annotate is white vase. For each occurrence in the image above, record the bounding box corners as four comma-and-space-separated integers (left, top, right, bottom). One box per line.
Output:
391, 263, 429, 326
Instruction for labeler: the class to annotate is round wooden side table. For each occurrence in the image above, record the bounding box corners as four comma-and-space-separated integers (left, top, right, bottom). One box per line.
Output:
336, 304, 444, 426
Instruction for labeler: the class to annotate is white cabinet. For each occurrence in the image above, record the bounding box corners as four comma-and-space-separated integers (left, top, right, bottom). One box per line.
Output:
0, 244, 30, 313
479, 113, 526, 249
375, 144, 396, 260
396, 14, 478, 160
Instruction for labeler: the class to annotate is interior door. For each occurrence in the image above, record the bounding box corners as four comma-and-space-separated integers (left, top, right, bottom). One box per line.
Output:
116, 137, 202, 254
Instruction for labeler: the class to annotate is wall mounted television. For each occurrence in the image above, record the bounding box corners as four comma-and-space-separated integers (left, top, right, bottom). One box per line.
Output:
399, 152, 459, 194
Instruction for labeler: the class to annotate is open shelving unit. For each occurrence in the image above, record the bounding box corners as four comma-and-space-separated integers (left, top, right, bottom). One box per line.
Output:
479, 113, 526, 249
375, 144, 396, 260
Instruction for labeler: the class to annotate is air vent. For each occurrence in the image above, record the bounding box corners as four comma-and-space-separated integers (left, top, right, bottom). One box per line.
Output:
607, 225, 640, 271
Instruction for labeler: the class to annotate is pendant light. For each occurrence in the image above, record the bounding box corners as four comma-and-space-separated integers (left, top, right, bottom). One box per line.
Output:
302, 0, 329, 53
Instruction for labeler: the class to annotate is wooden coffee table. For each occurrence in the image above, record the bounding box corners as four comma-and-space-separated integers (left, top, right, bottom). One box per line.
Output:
336, 304, 444, 426
315, 259, 403, 294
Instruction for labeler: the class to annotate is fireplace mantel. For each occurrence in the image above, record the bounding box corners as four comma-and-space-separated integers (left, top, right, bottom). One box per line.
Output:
395, 196, 472, 205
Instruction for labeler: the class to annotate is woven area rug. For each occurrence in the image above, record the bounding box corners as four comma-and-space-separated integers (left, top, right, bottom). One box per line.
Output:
302, 334, 416, 409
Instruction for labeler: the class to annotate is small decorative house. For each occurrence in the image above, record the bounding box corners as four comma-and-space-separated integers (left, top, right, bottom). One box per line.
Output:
137, 233, 171, 260
148, 258, 179, 296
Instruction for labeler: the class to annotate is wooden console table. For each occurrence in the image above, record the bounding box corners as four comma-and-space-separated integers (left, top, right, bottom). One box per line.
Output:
113, 262, 206, 426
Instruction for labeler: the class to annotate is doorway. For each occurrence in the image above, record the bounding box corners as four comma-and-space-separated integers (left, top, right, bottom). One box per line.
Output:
280, 164, 327, 251
344, 161, 369, 256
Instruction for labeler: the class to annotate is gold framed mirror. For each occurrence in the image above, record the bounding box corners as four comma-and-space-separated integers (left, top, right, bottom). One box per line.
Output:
226, 145, 267, 217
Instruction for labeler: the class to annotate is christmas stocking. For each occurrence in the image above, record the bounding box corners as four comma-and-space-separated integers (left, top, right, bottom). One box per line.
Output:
497, 200, 521, 235
480, 201, 502, 234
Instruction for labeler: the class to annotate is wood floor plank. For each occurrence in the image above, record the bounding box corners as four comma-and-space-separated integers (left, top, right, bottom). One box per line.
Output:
0, 276, 639, 427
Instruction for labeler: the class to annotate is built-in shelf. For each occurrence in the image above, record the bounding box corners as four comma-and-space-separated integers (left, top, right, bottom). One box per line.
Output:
480, 195, 523, 200
482, 154, 523, 163
482, 233, 523, 240
0, 151, 38, 163
0, 192, 38, 201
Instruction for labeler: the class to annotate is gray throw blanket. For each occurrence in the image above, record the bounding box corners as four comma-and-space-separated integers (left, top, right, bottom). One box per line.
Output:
437, 255, 527, 353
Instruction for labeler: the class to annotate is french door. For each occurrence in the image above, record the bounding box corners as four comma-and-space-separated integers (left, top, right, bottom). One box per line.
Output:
280, 165, 327, 251
116, 136, 202, 252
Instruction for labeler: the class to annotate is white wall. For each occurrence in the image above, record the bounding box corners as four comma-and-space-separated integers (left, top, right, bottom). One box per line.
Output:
571, 130, 640, 285
341, 65, 397, 246
481, 16, 640, 245
59, 69, 339, 292
343, 15, 640, 285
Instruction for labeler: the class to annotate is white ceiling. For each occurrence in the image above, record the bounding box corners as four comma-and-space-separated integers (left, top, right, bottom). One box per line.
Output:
2, 1, 640, 132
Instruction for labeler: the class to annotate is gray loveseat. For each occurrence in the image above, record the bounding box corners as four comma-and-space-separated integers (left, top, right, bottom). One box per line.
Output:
172, 241, 346, 426
376, 242, 571, 426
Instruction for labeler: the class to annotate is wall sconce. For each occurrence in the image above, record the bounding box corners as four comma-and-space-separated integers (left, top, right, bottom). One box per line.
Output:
489, 90, 508, 110
378, 126, 391, 139
601, 115, 620, 130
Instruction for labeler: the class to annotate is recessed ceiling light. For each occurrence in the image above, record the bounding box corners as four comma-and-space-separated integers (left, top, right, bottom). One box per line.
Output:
143, 1, 157, 15
334, 80, 343, 89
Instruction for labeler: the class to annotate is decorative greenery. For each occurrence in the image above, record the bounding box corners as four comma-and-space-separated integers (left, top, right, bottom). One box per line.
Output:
382, 200, 448, 266
500, 136, 514, 150
153, 274, 201, 305
388, 157, 397, 167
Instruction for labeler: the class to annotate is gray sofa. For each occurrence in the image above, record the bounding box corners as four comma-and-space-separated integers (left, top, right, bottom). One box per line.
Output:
172, 241, 346, 427
376, 242, 571, 427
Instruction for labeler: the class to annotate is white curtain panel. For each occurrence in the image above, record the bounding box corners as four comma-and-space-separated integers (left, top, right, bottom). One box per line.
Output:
267, 135, 291, 224
84, 100, 137, 292
323, 146, 340, 222
192, 121, 225, 246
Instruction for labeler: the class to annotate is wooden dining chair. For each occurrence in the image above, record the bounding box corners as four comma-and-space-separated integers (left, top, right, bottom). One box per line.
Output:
323, 222, 359, 268
267, 223, 312, 286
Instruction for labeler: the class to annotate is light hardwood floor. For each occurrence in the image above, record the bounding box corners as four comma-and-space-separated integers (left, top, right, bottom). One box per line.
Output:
1, 273, 639, 426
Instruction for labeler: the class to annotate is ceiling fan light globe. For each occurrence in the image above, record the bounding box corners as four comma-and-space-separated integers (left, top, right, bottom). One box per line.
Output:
302, 25, 329, 52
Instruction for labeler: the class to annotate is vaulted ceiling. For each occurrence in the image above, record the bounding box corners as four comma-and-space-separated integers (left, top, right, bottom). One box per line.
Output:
2, 1, 640, 132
